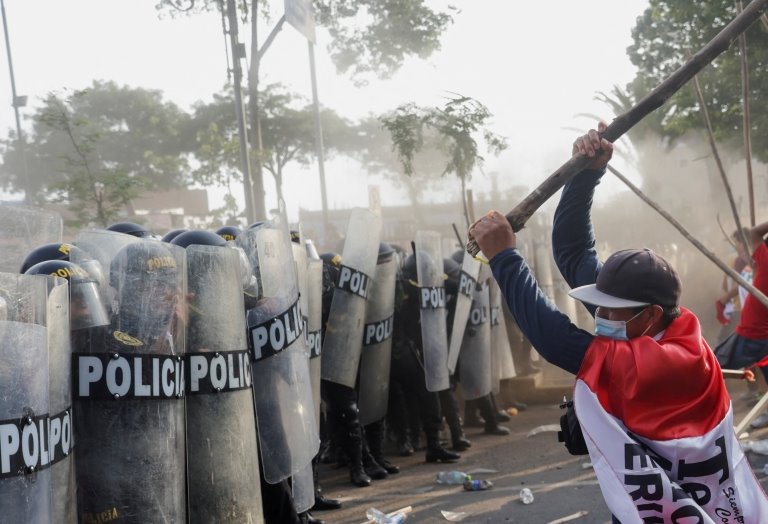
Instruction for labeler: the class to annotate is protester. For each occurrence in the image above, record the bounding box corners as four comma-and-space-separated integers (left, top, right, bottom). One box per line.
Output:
715, 223, 768, 427
469, 124, 768, 522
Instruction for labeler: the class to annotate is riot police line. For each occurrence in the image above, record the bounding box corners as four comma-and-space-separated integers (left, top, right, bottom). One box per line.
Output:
0, 205, 519, 523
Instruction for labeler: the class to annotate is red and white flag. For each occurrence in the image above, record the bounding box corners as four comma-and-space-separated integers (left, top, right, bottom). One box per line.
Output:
575, 308, 768, 523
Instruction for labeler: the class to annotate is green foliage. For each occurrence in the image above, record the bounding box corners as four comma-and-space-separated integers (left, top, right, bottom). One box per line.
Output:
380, 95, 507, 181
627, 0, 768, 160
0, 81, 192, 227
155, 0, 453, 82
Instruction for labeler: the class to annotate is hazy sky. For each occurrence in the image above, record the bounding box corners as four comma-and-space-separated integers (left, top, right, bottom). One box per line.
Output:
0, 0, 651, 219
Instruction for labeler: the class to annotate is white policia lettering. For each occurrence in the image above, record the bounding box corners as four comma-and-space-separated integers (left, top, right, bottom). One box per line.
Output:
188, 351, 252, 393
420, 286, 446, 309
77, 355, 185, 399
458, 271, 475, 298
337, 265, 371, 299
469, 305, 489, 326
0, 409, 73, 476
363, 315, 394, 346
250, 300, 304, 361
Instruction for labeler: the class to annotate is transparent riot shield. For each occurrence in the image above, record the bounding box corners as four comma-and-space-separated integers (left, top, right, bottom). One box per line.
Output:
72, 239, 187, 523
185, 244, 263, 524
321, 208, 382, 388
291, 462, 315, 514
306, 258, 323, 430
0, 274, 52, 523
458, 273, 492, 400
416, 230, 450, 392
0, 205, 62, 272
447, 251, 481, 374
239, 224, 319, 483
489, 279, 516, 395
358, 257, 397, 426
47, 278, 77, 523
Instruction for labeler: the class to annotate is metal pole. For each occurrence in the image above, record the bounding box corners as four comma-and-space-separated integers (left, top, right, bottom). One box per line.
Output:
308, 41, 329, 240
225, 0, 255, 224
1, 0, 29, 203
247, 8, 267, 222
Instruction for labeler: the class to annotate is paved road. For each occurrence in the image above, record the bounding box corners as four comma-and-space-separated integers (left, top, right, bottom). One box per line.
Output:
314, 381, 768, 524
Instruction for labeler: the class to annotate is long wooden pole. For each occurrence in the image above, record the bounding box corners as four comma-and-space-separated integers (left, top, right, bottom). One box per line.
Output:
466, 0, 768, 255
607, 164, 768, 310
736, 0, 756, 226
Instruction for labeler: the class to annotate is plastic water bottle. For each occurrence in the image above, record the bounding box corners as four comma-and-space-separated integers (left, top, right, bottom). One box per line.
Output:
519, 487, 534, 504
435, 471, 470, 485
463, 478, 493, 491
366, 507, 406, 523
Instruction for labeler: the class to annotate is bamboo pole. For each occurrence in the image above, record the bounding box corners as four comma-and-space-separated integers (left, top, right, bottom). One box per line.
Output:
736, 0, 756, 226
690, 72, 752, 254
466, 0, 768, 256
606, 164, 768, 310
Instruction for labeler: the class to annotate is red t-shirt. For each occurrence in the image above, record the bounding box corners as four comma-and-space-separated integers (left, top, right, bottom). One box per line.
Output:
737, 241, 768, 339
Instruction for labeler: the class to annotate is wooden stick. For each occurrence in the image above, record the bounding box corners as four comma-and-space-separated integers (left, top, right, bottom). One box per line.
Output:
690, 72, 752, 254
466, 0, 768, 256
735, 390, 768, 435
607, 164, 768, 310
736, 0, 756, 226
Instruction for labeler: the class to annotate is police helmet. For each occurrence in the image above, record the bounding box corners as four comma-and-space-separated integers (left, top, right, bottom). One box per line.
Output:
20, 242, 82, 274
110, 241, 180, 343
161, 228, 187, 243
215, 225, 241, 242
378, 242, 395, 264
443, 257, 461, 296
106, 221, 152, 238
25, 259, 109, 330
247, 221, 266, 231
401, 253, 417, 282
320, 252, 342, 267
290, 230, 301, 244
170, 229, 227, 249
451, 249, 465, 265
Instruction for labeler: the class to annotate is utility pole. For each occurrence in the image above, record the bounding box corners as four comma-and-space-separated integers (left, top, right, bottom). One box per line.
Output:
1, 0, 29, 204
308, 41, 329, 239
224, 0, 255, 224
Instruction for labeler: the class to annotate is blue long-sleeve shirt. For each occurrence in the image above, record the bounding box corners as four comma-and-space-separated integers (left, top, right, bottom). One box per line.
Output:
489, 169, 606, 375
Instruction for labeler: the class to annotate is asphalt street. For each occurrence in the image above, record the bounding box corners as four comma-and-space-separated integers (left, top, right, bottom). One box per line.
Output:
315, 380, 768, 524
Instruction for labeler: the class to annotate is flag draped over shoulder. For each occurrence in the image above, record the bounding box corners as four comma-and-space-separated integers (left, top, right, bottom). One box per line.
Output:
574, 308, 768, 523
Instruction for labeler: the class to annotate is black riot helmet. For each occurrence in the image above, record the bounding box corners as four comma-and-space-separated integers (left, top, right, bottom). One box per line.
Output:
215, 225, 241, 242
20, 242, 83, 274
247, 221, 266, 231
290, 230, 301, 244
443, 257, 461, 297
378, 242, 395, 264
109, 241, 180, 345
170, 229, 227, 249
320, 252, 342, 268
25, 259, 109, 330
106, 221, 152, 238
451, 249, 465, 265
401, 253, 417, 282
161, 228, 187, 243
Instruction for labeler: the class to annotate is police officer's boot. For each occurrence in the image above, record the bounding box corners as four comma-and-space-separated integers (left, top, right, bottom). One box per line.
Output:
349, 443, 372, 487
424, 427, 461, 463
479, 394, 510, 435
447, 416, 471, 451
362, 442, 388, 480
312, 458, 342, 511
366, 421, 400, 474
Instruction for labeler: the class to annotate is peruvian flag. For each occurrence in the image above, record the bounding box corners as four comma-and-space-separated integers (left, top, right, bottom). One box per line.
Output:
575, 308, 768, 523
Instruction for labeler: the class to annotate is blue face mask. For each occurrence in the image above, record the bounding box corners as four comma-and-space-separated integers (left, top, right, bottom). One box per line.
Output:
594, 308, 649, 340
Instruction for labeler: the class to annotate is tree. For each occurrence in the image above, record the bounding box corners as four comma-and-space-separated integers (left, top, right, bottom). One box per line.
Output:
627, 1, 768, 160
0, 81, 192, 226
190, 83, 353, 206
155, 0, 453, 83
380, 94, 507, 226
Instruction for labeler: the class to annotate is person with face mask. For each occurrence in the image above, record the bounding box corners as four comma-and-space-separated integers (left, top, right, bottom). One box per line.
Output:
470, 125, 768, 523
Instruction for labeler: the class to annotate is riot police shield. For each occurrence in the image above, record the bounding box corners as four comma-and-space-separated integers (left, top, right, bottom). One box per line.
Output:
447, 251, 481, 374
306, 258, 323, 430
72, 239, 188, 523
358, 256, 397, 426
239, 224, 319, 484
416, 231, 450, 392
292, 462, 315, 514
321, 208, 382, 388
0, 204, 62, 272
0, 274, 52, 523
185, 244, 263, 523
458, 271, 493, 400
47, 278, 77, 523
489, 279, 516, 395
